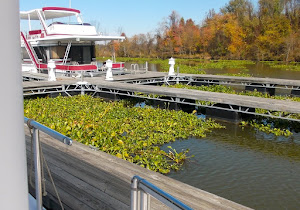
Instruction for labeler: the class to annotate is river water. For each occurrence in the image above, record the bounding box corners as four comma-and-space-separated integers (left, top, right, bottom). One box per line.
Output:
161, 122, 300, 209
133, 62, 300, 209
125, 62, 300, 80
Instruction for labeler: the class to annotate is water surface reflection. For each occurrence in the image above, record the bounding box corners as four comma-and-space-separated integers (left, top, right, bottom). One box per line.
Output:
162, 122, 300, 209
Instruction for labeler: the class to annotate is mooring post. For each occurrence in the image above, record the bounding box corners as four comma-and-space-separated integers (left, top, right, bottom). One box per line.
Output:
168, 57, 175, 76
105, 59, 114, 80
47, 60, 56, 81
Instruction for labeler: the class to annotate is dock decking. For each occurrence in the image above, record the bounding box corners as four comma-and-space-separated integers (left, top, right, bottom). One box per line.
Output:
23, 73, 300, 122
25, 126, 251, 210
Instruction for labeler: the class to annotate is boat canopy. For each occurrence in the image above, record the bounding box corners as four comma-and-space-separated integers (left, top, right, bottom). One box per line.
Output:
20, 7, 80, 20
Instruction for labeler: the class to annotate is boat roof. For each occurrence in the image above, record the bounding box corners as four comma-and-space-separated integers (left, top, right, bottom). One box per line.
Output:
29, 35, 125, 42
20, 7, 80, 20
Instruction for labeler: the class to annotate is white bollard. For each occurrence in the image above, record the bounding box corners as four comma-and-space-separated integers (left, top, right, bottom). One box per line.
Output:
105, 59, 114, 80
47, 60, 56, 81
168, 57, 175, 76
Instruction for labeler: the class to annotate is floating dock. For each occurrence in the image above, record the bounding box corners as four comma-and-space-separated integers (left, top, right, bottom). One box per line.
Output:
23, 72, 300, 122
23, 71, 300, 209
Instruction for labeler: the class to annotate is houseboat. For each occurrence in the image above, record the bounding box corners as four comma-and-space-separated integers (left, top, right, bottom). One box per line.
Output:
20, 7, 125, 75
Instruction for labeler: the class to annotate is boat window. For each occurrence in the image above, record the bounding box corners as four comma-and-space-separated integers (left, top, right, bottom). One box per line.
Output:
45, 15, 82, 27
48, 22, 65, 27
50, 46, 66, 59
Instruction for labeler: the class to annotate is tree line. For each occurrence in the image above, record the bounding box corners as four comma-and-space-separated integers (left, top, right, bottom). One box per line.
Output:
96, 0, 300, 61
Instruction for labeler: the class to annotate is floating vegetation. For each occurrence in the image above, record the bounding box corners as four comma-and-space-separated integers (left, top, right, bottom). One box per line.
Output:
103, 57, 254, 74
240, 120, 293, 137
216, 72, 252, 77
166, 84, 300, 103
165, 84, 300, 136
24, 95, 224, 174
261, 61, 300, 71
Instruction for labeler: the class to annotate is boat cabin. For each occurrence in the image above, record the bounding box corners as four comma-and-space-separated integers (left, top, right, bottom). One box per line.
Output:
20, 7, 125, 72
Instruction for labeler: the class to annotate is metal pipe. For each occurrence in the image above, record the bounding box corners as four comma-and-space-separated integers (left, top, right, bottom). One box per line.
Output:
33, 128, 43, 210
131, 177, 138, 210
132, 176, 192, 210
140, 190, 148, 210
24, 117, 72, 145
0, 0, 29, 209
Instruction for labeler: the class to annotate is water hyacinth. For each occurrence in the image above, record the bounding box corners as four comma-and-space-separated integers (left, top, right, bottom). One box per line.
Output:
165, 84, 299, 136
24, 95, 224, 174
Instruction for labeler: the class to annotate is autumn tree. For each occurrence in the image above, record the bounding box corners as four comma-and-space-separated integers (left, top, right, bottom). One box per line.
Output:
104, 1, 299, 61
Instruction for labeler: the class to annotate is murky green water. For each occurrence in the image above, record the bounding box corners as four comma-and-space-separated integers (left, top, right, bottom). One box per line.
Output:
125, 61, 300, 80
206, 63, 300, 80
128, 61, 300, 209
162, 122, 300, 209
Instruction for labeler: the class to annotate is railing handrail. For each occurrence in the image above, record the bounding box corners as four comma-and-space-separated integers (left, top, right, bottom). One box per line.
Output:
131, 175, 193, 210
24, 117, 72, 145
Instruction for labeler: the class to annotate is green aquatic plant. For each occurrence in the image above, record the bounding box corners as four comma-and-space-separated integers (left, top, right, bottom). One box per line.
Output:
24, 95, 224, 174
240, 120, 293, 137
251, 121, 293, 137
103, 57, 255, 75
261, 61, 300, 71
165, 84, 300, 136
217, 72, 252, 77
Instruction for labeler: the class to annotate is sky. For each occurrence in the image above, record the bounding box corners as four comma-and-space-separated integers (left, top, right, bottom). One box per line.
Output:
19, 0, 258, 37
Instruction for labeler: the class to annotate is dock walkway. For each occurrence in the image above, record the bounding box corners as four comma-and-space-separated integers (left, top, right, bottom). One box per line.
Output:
23, 72, 300, 121
25, 127, 251, 210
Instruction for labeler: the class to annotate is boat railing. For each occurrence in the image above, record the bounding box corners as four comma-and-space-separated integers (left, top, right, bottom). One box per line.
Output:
24, 117, 72, 210
131, 175, 192, 210
130, 62, 148, 74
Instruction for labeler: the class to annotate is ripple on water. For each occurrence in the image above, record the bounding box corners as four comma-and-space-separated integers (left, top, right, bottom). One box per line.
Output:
162, 123, 300, 210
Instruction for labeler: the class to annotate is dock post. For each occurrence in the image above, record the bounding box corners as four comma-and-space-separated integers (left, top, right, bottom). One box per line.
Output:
0, 0, 29, 209
105, 59, 114, 80
47, 60, 56, 81
33, 128, 43, 210
131, 177, 138, 210
168, 57, 175, 76
145, 61, 148, 72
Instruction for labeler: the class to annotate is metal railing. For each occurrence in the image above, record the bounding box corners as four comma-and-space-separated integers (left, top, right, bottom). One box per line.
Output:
131, 175, 193, 210
130, 62, 148, 74
24, 117, 72, 210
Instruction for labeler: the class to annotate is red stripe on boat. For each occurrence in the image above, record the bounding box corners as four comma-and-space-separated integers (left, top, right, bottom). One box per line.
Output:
112, 63, 124, 68
29, 30, 42, 35
56, 64, 97, 71
42, 7, 80, 14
